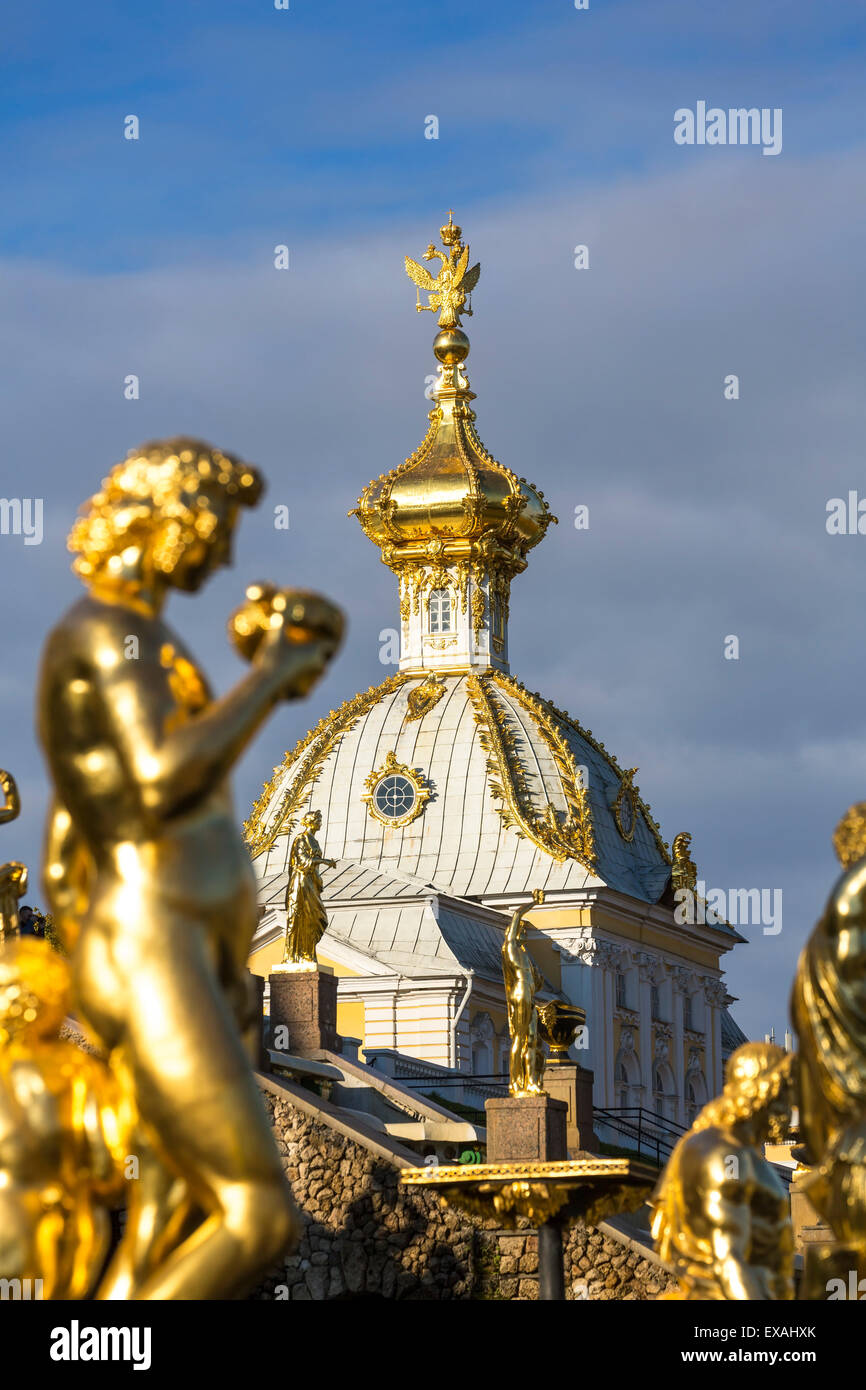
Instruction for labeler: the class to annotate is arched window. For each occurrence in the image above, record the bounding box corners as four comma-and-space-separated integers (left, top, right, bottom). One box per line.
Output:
614, 1033, 640, 1109
687, 1079, 699, 1124
653, 1061, 676, 1119
686, 1061, 707, 1124
653, 1067, 665, 1115
616, 1061, 629, 1107
491, 594, 505, 646
472, 1041, 491, 1076
428, 588, 453, 633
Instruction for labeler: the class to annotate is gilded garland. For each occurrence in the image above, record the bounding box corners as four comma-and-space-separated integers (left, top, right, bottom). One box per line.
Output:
466, 673, 597, 870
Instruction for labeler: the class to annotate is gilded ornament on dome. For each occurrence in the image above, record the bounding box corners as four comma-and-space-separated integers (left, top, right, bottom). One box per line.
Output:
468, 674, 597, 871
613, 768, 639, 843
405, 673, 447, 722
351, 214, 556, 618
404, 212, 481, 329
244, 673, 411, 857
362, 750, 432, 829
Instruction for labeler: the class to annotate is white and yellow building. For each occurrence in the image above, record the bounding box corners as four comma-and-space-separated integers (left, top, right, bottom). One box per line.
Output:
246, 216, 746, 1125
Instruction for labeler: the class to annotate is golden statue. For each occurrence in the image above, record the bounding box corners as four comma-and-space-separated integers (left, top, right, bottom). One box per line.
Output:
36, 437, 344, 1299
0, 935, 133, 1298
275, 810, 336, 972
502, 889, 546, 1097
404, 212, 481, 329
671, 830, 698, 896
0, 769, 28, 941
790, 802, 866, 1282
651, 1043, 795, 1300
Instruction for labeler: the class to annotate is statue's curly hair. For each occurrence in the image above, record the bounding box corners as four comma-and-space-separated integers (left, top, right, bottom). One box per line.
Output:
691, 1042, 794, 1132
832, 802, 866, 869
68, 437, 263, 581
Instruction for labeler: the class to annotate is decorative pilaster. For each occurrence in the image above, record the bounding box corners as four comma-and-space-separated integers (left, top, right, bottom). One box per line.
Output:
671, 966, 692, 1125
635, 952, 664, 1106
559, 932, 625, 1106
703, 977, 727, 1094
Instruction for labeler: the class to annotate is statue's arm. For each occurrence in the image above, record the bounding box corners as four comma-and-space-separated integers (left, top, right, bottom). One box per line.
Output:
505, 904, 528, 944
93, 627, 335, 821
0, 769, 20, 823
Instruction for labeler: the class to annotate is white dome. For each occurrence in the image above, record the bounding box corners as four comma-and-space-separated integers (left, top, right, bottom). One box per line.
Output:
246, 670, 671, 904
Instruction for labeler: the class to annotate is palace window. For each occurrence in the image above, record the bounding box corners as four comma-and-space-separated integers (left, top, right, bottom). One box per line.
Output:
687, 1079, 699, 1125
428, 588, 453, 633
492, 594, 504, 640
616, 971, 627, 1009
373, 774, 416, 821
651, 984, 660, 1021
616, 1061, 629, 1107
653, 1067, 665, 1116
683, 994, 693, 1030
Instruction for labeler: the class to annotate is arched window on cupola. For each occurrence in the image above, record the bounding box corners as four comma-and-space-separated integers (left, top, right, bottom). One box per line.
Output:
428, 588, 453, 633
491, 592, 505, 650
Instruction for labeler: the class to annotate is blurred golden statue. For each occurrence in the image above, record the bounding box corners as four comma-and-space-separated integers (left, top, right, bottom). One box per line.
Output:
275, 810, 336, 972
502, 889, 546, 1097
36, 437, 344, 1299
0, 769, 28, 941
791, 802, 866, 1281
651, 1043, 795, 1300
0, 935, 132, 1298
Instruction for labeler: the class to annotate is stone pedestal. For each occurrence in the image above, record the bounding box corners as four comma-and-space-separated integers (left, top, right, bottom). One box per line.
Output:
789, 1169, 830, 1252
485, 1094, 568, 1163
542, 1063, 598, 1154
268, 968, 338, 1055
800, 1239, 866, 1301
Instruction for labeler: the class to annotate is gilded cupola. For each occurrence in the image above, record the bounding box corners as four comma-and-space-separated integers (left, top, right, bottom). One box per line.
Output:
351, 214, 557, 676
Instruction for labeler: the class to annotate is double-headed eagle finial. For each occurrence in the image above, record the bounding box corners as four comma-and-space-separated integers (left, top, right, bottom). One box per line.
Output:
404, 211, 481, 329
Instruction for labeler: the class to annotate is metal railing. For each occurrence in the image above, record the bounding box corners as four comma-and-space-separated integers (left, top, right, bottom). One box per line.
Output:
594, 1106, 689, 1166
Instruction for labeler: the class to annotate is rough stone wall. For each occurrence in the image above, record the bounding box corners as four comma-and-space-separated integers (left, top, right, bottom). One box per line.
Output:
256, 1091, 675, 1301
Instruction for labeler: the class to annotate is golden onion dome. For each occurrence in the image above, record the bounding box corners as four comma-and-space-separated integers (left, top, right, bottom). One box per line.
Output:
352, 222, 556, 578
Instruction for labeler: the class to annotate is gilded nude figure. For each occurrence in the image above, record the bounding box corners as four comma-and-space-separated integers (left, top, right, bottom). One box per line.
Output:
37, 437, 343, 1299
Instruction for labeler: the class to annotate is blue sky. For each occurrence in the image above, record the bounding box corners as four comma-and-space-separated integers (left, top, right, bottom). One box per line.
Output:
3, 0, 864, 269
1, 0, 865, 1040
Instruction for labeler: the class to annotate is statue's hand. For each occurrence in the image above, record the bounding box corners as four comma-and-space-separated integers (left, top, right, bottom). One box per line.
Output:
231, 586, 345, 699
